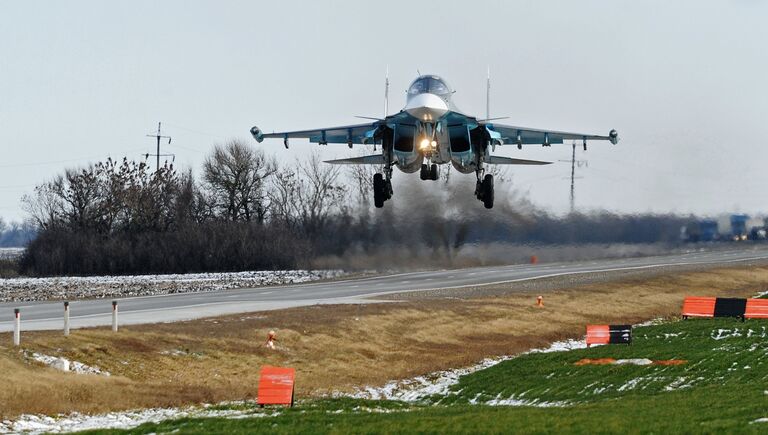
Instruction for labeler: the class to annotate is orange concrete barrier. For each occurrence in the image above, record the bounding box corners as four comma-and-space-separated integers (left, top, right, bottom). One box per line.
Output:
257, 366, 295, 407
530, 255, 538, 264
681, 296, 716, 319
586, 325, 610, 347
745, 298, 768, 319
586, 324, 631, 347
681, 296, 768, 320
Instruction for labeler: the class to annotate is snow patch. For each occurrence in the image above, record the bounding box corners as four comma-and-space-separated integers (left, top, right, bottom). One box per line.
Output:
343, 337, 586, 402
711, 328, 742, 340
485, 394, 569, 408
617, 377, 646, 392
0, 269, 346, 303
614, 358, 653, 366
28, 352, 109, 376
0, 247, 24, 260
0, 402, 276, 434
634, 317, 665, 327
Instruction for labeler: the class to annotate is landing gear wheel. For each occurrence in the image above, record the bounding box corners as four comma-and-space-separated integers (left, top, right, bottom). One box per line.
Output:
475, 180, 484, 201
482, 174, 494, 209
420, 164, 429, 181
373, 173, 385, 208
430, 164, 438, 180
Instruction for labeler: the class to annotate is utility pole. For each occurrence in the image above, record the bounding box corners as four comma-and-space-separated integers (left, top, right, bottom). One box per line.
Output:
145, 122, 173, 171
569, 142, 576, 212
558, 142, 588, 213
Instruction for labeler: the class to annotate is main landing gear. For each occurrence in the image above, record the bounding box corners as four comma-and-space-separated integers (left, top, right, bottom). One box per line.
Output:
420, 163, 438, 181
475, 172, 494, 209
373, 172, 393, 208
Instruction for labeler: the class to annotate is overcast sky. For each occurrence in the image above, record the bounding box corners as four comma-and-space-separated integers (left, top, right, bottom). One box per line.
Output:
1, 1, 767, 221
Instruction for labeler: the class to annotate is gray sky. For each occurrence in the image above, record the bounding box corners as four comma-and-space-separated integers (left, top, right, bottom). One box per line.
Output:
2, 0, 767, 222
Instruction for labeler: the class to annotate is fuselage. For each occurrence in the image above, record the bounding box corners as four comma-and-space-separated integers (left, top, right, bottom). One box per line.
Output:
390, 75, 480, 174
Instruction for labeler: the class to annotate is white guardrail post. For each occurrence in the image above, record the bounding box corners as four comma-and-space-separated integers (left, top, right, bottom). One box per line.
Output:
64, 301, 70, 336
13, 308, 20, 346
112, 301, 118, 332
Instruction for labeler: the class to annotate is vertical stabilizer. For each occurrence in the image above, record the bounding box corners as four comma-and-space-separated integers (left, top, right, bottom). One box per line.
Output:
486, 66, 491, 120
384, 65, 390, 117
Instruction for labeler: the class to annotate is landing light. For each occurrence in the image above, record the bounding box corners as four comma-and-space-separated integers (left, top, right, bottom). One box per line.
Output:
419, 139, 431, 150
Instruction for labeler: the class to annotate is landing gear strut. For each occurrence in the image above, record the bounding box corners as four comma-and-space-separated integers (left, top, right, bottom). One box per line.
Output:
475, 171, 494, 209
420, 164, 439, 181
373, 170, 393, 208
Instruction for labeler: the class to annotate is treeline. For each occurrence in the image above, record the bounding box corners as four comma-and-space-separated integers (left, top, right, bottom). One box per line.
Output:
20, 141, 337, 275
19, 140, 690, 276
0, 219, 35, 247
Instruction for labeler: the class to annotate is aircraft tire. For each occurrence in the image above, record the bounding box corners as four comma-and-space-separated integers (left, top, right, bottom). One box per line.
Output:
420, 164, 428, 180
430, 164, 438, 180
373, 173, 385, 208
482, 174, 494, 209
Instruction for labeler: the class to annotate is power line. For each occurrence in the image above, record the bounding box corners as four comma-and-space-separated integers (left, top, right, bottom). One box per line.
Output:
0, 148, 147, 169
162, 122, 226, 140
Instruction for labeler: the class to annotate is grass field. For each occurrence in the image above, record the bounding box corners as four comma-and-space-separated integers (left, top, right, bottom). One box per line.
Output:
3, 266, 767, 419
81, 317, 768, 434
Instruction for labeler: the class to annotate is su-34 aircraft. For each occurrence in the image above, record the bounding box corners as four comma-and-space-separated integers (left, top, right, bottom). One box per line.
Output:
251, 74, 618, 209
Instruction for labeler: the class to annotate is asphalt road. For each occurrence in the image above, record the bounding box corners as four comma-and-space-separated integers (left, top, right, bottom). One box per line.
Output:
3, 248, 768, 332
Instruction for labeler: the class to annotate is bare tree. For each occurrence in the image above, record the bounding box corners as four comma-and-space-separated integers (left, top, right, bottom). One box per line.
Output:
347, 146, 377, 213
270, 153, 347, 235
22, 182, 63, 230
202, 140, 277, 223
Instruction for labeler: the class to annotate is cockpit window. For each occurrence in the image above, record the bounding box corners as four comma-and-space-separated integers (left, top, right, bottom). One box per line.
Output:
408, 76, 450, 96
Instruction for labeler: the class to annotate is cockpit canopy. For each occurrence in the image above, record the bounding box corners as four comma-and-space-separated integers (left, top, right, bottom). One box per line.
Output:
407, 75, 451, 96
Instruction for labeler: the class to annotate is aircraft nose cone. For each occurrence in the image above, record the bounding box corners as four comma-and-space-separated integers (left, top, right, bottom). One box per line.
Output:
405, 93, 449, 121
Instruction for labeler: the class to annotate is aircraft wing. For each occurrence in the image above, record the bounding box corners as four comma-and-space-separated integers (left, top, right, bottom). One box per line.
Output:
485, 156, 552, 165
483, 123, 619, 147
324, 154, 386, 165
250, 122, 382, 148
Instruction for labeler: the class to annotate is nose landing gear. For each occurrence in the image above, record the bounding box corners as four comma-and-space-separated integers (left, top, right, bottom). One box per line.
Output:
475, 172, 494, 209
420, 164, 439, 181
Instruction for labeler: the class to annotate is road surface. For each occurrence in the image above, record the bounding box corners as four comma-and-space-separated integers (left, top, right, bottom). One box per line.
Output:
2, 248, 768, 331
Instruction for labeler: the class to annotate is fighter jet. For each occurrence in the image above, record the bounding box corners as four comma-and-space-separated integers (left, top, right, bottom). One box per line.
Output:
250, 74, 618, 209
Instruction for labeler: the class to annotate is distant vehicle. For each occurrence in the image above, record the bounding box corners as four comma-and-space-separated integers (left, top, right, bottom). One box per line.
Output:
251, 74, 618, 209
730, 214, 749, 241
682, 219, 719, 242
749, 227, 766, 241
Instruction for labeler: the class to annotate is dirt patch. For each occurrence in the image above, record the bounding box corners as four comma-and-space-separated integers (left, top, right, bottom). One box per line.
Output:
1, 265, 767, 418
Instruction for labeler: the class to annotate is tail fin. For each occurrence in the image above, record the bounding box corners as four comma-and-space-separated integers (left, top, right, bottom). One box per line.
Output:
486, 66, 490, 121
384, 65, 390, 118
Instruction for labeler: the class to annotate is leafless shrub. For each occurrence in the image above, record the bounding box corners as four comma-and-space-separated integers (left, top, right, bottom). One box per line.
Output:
202, 140, 277, 223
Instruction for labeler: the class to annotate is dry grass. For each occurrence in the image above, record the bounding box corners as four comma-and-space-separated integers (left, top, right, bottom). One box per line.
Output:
1, 265, 768, 418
